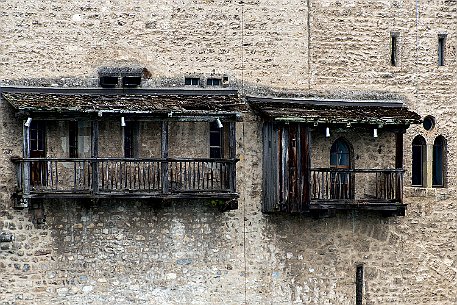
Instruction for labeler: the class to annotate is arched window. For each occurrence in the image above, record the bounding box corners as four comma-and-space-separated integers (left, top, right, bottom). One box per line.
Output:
433, 136, 446, 187
330, 138, 351, 169
330, 138, 352, 199
412, 135, 426, 186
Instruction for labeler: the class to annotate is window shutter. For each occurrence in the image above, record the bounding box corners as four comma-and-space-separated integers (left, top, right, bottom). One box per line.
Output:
262, 123, 280, 212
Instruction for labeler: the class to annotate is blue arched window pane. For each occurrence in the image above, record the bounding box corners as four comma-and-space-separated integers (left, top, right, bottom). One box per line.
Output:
330, 139, 350, 168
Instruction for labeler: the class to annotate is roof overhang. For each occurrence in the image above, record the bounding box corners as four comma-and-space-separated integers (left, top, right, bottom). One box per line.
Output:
1, 86, 243, 120
247, 96, 421, 127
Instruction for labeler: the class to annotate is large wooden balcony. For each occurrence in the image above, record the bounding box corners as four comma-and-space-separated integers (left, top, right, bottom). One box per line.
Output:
13, 157, 238, 201
309, 168, 404, 213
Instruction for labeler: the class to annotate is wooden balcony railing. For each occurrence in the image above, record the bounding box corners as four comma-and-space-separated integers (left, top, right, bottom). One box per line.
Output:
310, 168, 403, 204
13, 157, 237, 199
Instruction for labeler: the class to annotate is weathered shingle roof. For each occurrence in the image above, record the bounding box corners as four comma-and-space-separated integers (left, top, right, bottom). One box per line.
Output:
247, 96, 421, 126
1, 87, 242, 115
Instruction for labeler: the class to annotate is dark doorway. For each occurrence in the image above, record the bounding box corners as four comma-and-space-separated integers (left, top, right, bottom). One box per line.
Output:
29, 121, 46, 186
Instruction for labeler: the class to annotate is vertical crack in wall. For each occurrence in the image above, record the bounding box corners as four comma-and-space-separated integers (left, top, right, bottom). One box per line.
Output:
307, 0, 311, 91
241, 0, 245, 96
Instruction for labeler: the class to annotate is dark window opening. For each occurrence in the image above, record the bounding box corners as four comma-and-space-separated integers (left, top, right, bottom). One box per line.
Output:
210, 121, 223, 158
330, 138, 351, 169
124, 122, 136, 158
438, 34, 446, 66
356, 265, 364, 305
99, 76, 119, 88
185, 77, 200, 86
207, 78, 221, 86
30, 121, 46, 155
423, 115, 435, 131
391, 33, 398, 66
330, 138, 352, 199
122, 76, 141, 87
29, 121, 46, 186
433, 136, 445, 187
69, 121, 78, 158
412, 135, 426, 186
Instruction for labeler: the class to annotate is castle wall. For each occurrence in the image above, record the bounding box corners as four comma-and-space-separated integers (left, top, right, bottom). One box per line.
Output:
2, 1, 457, 304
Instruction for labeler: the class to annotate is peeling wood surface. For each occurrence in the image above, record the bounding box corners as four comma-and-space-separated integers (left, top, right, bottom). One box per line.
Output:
249, 100, 421, 125
2, 90, 243, 114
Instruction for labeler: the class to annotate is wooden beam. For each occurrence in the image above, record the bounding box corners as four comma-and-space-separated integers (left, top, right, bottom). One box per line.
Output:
22, 121, 31, 207
301, 125, 311, 211
228, 122, 236, 192
161, 121, 169, 194
91, 120, 99, 194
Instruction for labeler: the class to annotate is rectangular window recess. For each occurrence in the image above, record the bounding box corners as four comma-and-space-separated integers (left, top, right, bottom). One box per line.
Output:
99, 76, 119, 88
207, 78, 221, 86
122, 76, 141, 87
185, 77, 200, 86
390, 33, 399, 66
438, 34, 446, 66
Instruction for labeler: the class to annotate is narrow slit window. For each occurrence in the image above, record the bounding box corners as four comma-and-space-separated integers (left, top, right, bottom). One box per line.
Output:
69, 121, 78, 158
356, 265, 364, 305
438, 34, 446, 66
210, 121, 223, 158
391, 33, 398, 66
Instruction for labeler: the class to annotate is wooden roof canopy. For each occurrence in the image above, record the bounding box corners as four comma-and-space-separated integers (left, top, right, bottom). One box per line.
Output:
247, 96, 421, 126
1, 87, 242, 119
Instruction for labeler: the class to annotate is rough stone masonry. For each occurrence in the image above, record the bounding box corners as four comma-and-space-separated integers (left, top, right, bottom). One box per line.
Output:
1, 1, 457, 304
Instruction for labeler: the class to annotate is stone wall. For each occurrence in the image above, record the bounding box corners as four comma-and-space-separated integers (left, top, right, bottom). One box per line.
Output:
2, 0, 457, 304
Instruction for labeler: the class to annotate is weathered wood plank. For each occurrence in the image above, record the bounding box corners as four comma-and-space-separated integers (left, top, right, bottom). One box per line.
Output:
161, 121, 169, 194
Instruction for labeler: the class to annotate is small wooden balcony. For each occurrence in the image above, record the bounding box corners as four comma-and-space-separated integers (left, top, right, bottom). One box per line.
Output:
309, 168, 404, 213
12, 157, 238, 202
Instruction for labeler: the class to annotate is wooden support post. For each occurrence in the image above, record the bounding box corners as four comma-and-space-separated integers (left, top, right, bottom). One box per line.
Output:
21, 122, 31, 207
161, 121, 169, 194
91, 120, 99, 195
301, 125, 311, 211
228, 121, 236, 192
395, 131, 404, 203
